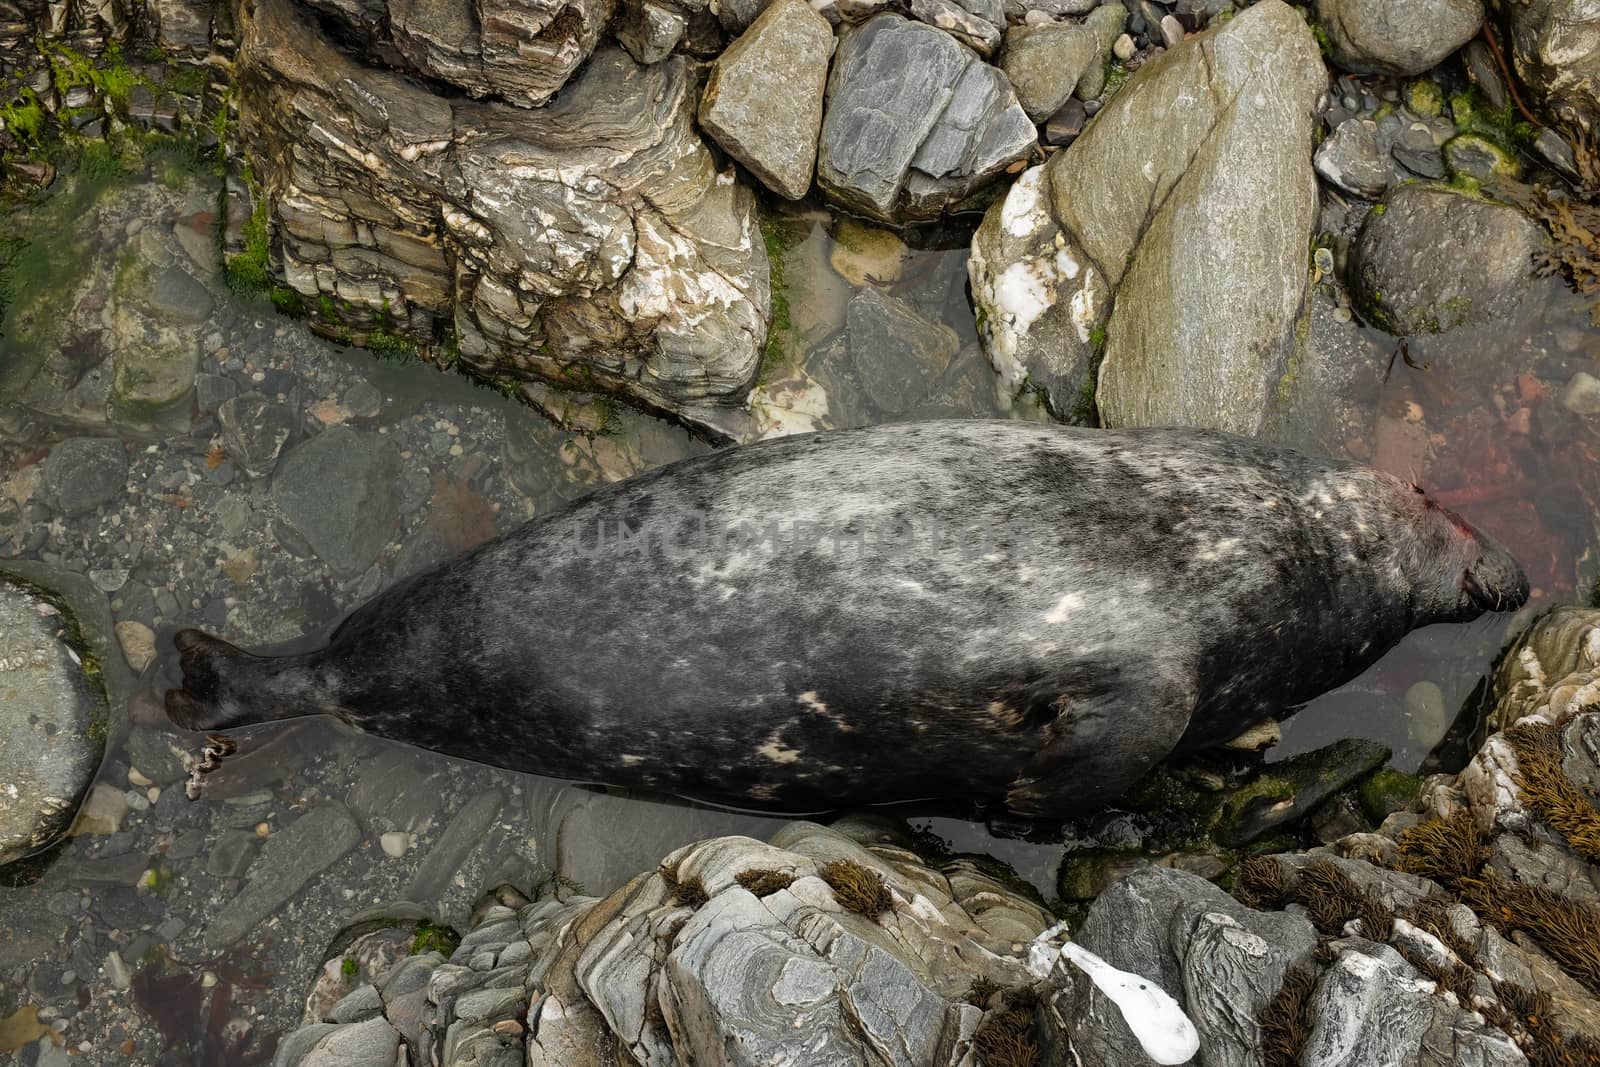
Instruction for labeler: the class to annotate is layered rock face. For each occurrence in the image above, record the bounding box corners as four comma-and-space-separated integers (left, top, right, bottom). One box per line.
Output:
236, 0, 770, 432
298, 0, 616, 107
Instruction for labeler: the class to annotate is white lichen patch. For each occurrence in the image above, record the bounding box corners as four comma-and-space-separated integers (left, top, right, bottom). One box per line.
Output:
1000, 167, 1050, 238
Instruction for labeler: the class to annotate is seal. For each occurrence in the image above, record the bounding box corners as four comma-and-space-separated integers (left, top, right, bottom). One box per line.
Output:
163, 421, 1528, 818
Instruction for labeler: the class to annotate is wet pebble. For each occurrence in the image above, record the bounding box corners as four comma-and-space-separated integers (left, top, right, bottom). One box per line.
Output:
1561, 371, 1600, 416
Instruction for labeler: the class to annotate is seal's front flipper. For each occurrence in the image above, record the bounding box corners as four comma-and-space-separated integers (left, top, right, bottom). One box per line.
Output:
1004, 674, 1198, 820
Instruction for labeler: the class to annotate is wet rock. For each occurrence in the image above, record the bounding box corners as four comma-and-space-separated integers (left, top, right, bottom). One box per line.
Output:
403, 789, 505, 913
1351, 184, 1545, 336
218, 392, 297, 478
299, 0, 612, 108
1562, 371, 1600, 415
0, 574, 111, 866
40, 438, 127, 516
107, 233, 207, 426
1442, 133, 1521, 183
1314, 0, 1484, 76
846, 287, 961, 413
113, 620, 156, 671
150, 0, 213, 55
238, 0, 769, 429
1218, 738, 1390, 846
1314, 118, 1388, 199
817, 14, 1036, 224
698, 0, 835, 200
271, 427, 402, 578
283, 1014, 402, 1067
1505, 0, 1600, 128
203, 803, 361, 949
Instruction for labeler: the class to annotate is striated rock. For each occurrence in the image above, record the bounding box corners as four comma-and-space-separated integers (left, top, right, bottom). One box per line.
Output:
0, 573, 111, 866
845, 286, 961, 413
236, 0, 769, 435
971, 0, 1325, 429
698, 0, 835, 200
218, 392, 297, 478
1350, 184, 1546, 336
1506, 0, 1600, 129
817, 14, 1036, 224
276, 821, 1072, 1067
1314, 0, 1484, 77
298, 0, 614, 108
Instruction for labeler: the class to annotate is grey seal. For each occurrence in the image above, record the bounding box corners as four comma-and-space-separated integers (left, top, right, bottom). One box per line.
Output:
163, 421, 1528, 818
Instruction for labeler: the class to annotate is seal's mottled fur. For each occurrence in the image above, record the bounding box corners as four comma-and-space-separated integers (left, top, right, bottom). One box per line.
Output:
164, 422, 1528, 817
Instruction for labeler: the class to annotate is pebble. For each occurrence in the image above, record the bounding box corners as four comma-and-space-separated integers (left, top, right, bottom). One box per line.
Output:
114, 621, 157, 671
1561, 371, 1600, 415
1113, 33, 1135, 61
380, 832, 410, 858
127, 767, 154, 788
1158, 14, 1183, 48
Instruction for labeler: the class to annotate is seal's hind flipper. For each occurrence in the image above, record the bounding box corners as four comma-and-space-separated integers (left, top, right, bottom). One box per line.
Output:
1005, 673, 1198, 819
164, 629, 249, 732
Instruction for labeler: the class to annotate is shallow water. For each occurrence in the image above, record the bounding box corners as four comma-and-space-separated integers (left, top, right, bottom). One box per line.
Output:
0, 160, 1596, 1063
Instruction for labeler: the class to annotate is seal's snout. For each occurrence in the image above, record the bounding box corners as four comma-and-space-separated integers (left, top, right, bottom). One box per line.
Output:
1463, 548, 1530, 614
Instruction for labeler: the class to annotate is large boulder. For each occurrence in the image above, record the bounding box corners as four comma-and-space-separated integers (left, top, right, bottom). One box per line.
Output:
236, 0, 770, 438
1505, 0, 1600, 129
298, 0, 615, 107
1350, 184, 1546, 336
1314, 0, 1484, 76
817, 14, 1036, 224
0, 570, 115, 866
968, 0, 1326, 431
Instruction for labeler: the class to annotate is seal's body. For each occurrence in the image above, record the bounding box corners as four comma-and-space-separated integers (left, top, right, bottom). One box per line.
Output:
165, 422, 1527, 817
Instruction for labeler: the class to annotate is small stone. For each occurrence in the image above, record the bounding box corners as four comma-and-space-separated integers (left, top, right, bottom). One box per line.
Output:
829, 219, 907, 286
342, 381, 383, 420
1113, 32, 1135, 60
380, 832, 410, 858
1405, 680, 1449, 748
127, 767, 154, 788
1443, 133, 1521, 183
218, 393, 297, 478
1158, 13, 1183, 47
1561, 371, 1600, 416
115, 621, 157, 671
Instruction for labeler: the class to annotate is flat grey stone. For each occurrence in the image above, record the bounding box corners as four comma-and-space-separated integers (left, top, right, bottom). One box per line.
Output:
41, 438, 128, 516
271, 427, 402, 578
203, 804, 361, 949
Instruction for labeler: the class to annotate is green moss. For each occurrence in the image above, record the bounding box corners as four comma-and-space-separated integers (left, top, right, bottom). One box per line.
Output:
1356, 769, 1420, 823
45, 41, 140, 110
226, 169, 271, 295
758, 215, 796, 380
1371, 203, 1386, 216
0, 90, 47, 147
270, 286, 304, 317
366, 328, 418, 359
1219, 774, 1295, 827
409, 921, 459, 956
1310, 22, 1334, 59
341, 957, 359, 979
1404, 79, 1444, 119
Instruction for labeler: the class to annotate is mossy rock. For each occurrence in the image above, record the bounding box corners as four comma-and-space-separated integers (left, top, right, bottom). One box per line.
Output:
1356, 768, 1421, 823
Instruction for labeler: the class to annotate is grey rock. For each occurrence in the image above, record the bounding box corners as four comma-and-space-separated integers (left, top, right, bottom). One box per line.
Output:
41, 438, 128, 516
1001, 21, 1103, 122
195, 373, 238, 415
146, 264, 213, 323
909, 0, 1002, 58
1219, 738, 1390, 847
1392, 142, 1447, 180
616, 0, 689, 63
238, 0, 769, 435
290, 1016, 402, 1067
151, 0, 214, 55
271, 427, 402, 578
1351, 184, 1546, 336
203, 804, 362, 949
329, 983, 385, 1023
1442, 133, 1521, 183
846, 287, 961, 413
299, 0, 612, 108
1006, 0, 1098, 16
698, 0, 835, 200
0, 575, 111, 866
1314, 0, 1484, 76
1298, 947, 1436, 1065
1535, 126, 1582, 183
219, 392, 297, 478
1314, 118, 1389, 198
1562, 371, 1600, 415
817, 14, 1036, 223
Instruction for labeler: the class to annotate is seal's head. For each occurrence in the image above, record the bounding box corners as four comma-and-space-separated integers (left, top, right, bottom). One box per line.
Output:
1392, 479, 1529, 624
